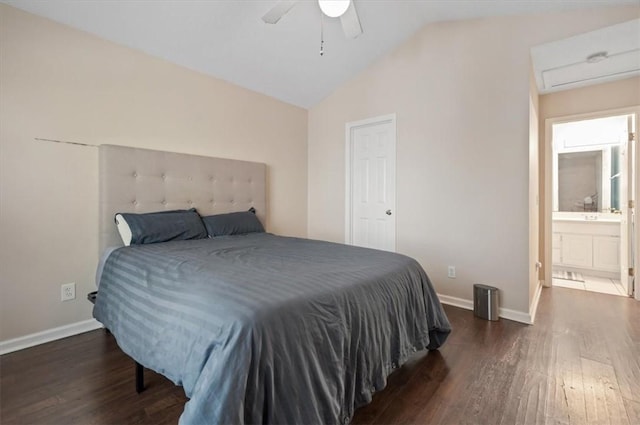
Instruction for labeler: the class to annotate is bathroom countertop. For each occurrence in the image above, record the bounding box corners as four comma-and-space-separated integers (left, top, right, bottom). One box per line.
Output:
552, 217, 620, 223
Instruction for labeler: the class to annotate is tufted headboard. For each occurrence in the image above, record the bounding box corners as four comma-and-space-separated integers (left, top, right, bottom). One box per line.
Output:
99, 144, 267, 254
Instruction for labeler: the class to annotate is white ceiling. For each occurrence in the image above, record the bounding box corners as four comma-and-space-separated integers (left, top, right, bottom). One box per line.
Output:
531, 18, 640, 93
5, 0, 637, 108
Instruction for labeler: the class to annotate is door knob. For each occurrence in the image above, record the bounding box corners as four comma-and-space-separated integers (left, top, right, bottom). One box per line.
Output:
386, 209, 392, 216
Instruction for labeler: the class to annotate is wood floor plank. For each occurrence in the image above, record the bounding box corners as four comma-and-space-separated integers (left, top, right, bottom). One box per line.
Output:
502, 370, 548, 425
607, 339, 640, 401
623, 397, 640, 424
543, 377, 571, 425
500, 313, 552, 425
1, 286, 638, 425
558, 338, 588, 425
580, 357, 629, 425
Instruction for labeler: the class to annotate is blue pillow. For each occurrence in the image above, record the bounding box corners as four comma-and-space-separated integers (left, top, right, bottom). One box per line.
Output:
115, 208, 207, 245
201, 210, 265, 237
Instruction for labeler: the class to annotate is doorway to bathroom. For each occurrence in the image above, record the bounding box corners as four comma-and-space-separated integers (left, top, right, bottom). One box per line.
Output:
549, 111, 636, 297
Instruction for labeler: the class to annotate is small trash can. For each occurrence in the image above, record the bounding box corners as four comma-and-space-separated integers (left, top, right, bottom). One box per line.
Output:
473, 284, 499, 321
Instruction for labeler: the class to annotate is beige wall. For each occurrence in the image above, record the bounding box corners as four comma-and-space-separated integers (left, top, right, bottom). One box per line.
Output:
308, 6, 639, 315
538, 76, 640, 287
0, 5, 308, 341
539, 77, 640, 119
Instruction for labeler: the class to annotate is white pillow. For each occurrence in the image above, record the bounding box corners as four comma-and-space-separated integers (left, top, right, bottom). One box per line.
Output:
115, 213, 133, 246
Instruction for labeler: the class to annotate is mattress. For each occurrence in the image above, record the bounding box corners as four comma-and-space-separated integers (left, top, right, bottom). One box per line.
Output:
93, 233, 451, 424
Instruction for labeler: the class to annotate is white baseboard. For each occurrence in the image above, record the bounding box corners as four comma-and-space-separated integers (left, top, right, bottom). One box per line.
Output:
437, 294, 473, 311
529, 281, 543, 324
437, 293, 533, 325
0, 319, 103, 355
500, 306, 533, 324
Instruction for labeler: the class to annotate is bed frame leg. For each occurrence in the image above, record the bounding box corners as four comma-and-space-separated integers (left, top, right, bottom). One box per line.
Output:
135, 361, 145, 393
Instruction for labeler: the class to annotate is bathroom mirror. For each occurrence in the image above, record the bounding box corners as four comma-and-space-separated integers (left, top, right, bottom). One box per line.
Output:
552, 115, 626, 213
557, 151, 602, 212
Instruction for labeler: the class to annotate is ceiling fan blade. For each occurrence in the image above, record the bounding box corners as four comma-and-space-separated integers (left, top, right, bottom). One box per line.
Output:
262, 0, 299, 24
340, 1, 363, 39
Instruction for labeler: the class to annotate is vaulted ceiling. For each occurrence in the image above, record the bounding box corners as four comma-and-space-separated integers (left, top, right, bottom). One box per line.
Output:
5, 0, 637, 108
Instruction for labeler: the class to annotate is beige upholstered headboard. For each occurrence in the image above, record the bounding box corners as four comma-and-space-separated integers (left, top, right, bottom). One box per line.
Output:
99, 145, 267, 254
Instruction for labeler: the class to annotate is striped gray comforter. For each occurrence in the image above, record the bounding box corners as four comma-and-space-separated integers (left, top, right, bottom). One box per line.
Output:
93, 233, 451, 424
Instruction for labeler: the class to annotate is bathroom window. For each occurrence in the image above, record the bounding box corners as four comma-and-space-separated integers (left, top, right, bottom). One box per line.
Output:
610, 145, 620, 211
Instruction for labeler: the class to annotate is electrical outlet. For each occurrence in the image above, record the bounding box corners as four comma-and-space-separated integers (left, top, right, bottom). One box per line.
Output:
447, 266, 456, 279
61, 283, 76, 301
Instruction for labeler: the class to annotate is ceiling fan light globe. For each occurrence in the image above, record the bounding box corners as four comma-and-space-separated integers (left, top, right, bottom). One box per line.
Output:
318, 0, 350, 18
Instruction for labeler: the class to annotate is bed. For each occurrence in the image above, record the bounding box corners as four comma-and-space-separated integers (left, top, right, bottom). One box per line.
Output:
93, 145, 451, 425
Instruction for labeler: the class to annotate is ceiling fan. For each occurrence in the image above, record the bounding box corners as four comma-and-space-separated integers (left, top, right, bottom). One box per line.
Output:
262, 0, 363, 39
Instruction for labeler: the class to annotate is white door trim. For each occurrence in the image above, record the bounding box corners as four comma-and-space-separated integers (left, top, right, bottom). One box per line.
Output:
543, 106, 639, 297
345, 113, 397, 246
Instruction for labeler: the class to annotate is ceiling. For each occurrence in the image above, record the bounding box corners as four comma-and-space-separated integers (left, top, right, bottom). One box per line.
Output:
531, 18, 640, 94
5, 0, 637, 108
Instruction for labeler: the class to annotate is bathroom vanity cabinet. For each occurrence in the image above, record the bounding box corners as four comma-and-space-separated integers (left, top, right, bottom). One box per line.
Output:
552, 219, 620, 273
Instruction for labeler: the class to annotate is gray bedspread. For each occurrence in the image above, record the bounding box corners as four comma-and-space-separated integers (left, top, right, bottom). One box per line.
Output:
93, 233, 451, 424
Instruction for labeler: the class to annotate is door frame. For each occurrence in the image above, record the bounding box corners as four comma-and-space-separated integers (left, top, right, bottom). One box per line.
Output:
543, 106, 639, 297
344, 113, 397, 247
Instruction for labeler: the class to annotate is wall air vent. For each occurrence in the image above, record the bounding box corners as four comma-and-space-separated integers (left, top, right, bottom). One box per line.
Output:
541, 48, 640, 90
531, 19, 640, 94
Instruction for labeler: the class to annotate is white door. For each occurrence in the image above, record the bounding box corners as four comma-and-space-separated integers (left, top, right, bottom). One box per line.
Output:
346, 115, 396, 251
633, 114, 639, 301
621, 114, 636, 296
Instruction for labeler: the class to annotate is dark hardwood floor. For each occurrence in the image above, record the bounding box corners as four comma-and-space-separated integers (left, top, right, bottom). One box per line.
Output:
1, 286, 638, 424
